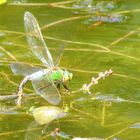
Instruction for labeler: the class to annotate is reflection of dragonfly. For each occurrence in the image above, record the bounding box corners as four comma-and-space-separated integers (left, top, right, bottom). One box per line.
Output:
10, 12, 73, 106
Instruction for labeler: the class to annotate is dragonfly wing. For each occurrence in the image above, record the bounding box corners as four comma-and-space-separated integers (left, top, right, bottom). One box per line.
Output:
54, 44, 64, 66
24, 12, 54, 68
10, 63, 42, 76
25, 121, 41, 140
31, 70, 61, 105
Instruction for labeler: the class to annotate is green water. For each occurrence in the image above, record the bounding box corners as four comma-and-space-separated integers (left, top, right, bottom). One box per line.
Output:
1, 0, 140, 140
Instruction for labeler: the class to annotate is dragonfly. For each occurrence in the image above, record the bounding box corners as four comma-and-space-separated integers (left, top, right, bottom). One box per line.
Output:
10, 12, 73, 106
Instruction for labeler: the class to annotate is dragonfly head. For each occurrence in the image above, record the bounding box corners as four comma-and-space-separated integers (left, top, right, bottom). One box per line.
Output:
62, 70, 73, 82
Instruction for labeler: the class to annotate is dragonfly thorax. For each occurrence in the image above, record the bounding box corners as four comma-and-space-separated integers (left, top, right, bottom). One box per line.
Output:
50, 69, 73, 83
50, 69, 64, 81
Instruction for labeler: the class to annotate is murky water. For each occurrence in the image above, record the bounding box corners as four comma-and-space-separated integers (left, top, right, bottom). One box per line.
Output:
0, 0, 140, 140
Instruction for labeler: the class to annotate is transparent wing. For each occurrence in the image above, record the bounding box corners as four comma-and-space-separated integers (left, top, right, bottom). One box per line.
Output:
31, 70, 61, 105
54, 44, 64, 66
10, 63, 42, 76
24, 12, 54, 68
24, 121, 41, 140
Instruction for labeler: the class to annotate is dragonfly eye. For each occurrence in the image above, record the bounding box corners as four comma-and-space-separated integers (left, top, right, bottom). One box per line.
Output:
69, 73, 73, 81
63, 70, 73, 82
63, 76, 69, 82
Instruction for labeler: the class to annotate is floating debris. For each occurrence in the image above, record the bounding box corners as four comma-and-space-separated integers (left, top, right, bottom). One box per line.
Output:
33, 106, 67, 125
72, 0, 117, 14
84, 13, 128, 25
92, 94, 126, 103
129, 122, 140, 129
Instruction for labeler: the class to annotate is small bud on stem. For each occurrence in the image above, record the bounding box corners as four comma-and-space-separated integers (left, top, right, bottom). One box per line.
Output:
81, 68, 113, 94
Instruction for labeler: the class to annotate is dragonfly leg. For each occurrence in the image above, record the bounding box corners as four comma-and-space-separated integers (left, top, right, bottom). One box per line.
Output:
62, 83, 70, 93
56, 83, 61, 90
17, 76, 30, 107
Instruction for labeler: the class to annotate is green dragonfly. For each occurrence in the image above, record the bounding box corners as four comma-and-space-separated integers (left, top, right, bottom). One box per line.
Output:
10, 12, 73, 106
